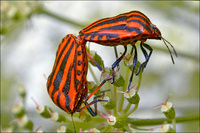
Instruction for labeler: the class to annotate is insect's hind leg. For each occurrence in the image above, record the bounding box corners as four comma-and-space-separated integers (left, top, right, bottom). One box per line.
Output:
83, 89, 110, 116
127, 45, 138, 92
111, 46, 127, 84
136, 43, 153, 75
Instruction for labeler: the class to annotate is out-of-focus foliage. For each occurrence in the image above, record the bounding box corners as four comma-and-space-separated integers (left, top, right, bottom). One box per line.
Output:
1, 1, 40, 36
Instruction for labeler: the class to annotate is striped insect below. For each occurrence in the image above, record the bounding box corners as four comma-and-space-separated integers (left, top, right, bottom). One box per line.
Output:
79, 10, 178, 91
47, 34, 112, 132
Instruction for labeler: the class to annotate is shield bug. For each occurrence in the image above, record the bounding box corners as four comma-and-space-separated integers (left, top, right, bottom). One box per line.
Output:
79, 10, 178, 91
47, 34, 111, 132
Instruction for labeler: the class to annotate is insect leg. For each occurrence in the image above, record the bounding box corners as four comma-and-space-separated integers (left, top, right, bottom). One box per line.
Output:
127, 45, 137, 92
84, 89, 110, 116
111, 46, 127, 83
86, 77, 112, 101
87, 52, 103, 71
136, 43, 153, 75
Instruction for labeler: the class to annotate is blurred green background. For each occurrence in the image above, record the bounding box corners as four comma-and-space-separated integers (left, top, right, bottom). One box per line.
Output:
1, 1, 199, 132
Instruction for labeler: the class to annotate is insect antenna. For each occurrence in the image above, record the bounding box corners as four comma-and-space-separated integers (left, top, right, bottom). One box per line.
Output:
71, 114, 76, 133
161, 37, 178, 64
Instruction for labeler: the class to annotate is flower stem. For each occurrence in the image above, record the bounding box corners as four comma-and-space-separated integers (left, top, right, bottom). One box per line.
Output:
136, 69, 143, 92
113, 86, 117, 116
36, 6, 85, 28
125, 104, 139, 117
126, 115, 199, 126
88, 63, 100, 85
123, 103, 131, 114
172, 118, 176, 131
118, 66, 130, 113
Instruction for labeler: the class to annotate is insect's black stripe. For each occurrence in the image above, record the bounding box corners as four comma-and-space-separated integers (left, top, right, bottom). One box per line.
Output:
64, 94, 71, 112
86, 32, 119, 39
83, 16, 127, 33
90, 35, 95, 40
52, 70, 62, 99
128, 11, 151, 23
73, 42, 78, 90
125, 27, 143, 34
47, 36, 72, 90
100, 24, 126, 31
56, 92, 62, 108
51, 42, 75, 97
127, 15, 151, 29
99, 24, 146, 34
98, 35, 103, 40
127, 19, 152, 33
63, 65, 72, 97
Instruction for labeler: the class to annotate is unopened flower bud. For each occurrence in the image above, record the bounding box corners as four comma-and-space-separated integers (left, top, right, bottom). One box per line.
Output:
52, 112, 67, 123
36, 105, 53, 118
112, 117, 125, 128
113, 73, 125, 87
154, 94, 175, 119
100, 113, 116, 125
159, 124, 175, 133
124, 88, 140, 104
56, 125, 72, 133
32, 97, 53, 118
12, 102, 25, 118
17, 84, 26, 98
161, 102, 175, 119
101, 96, 116, 109
18, 115, 33, 131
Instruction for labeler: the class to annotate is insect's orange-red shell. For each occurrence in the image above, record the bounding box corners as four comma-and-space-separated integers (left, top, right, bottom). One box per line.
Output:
79, 10, 161, 46
47, 34, 88, 114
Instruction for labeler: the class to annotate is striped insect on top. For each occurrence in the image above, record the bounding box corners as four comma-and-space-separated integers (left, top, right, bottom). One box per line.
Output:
79, 10, 161, 46
47, 34, 88, 114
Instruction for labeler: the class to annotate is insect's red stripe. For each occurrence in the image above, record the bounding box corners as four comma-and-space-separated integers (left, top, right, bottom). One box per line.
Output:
47, 35, 72, 91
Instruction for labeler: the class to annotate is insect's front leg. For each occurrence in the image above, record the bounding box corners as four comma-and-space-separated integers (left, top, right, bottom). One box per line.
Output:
136, 42, 153, 75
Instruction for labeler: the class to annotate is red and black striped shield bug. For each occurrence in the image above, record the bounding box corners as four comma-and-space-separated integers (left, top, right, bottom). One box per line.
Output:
79, 10, 178, 91
47, 34, 112, 132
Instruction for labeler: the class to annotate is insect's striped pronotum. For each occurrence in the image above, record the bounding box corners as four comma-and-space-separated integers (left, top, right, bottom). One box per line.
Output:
47, 34, 111, 132
79, 10, 178, 91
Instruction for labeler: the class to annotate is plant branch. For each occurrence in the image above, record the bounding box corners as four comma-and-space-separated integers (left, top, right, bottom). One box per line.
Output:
35, 6, 86, 28
126, 115, 199, 126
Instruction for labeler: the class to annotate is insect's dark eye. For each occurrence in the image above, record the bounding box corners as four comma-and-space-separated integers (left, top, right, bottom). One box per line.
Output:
150, 24, 161, 37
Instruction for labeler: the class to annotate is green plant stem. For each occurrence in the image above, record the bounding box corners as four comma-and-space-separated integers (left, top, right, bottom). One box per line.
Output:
125, 104, 139, 117
172, 118, 176, 131
36, 6, 85, 28
88, 63, 100, 85
126, 115, 199, 126
102, 125, 112, 132
118, 66, 130, 113
152, 46, 198, 62
113, 86, 117, 116
136, 69, 143, 92
123, 103, 131, 114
